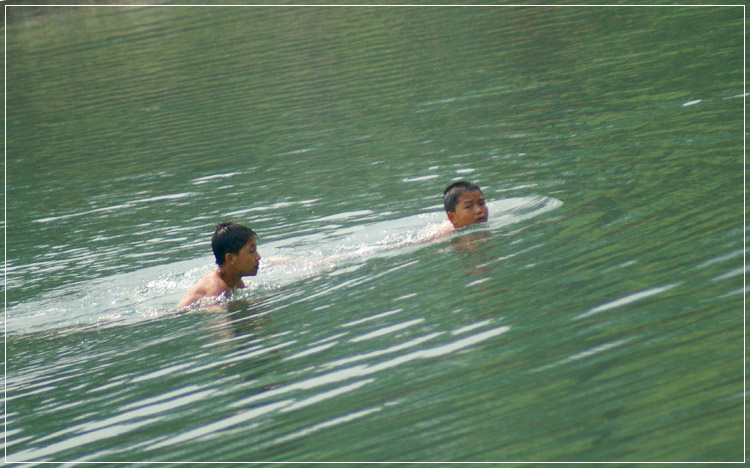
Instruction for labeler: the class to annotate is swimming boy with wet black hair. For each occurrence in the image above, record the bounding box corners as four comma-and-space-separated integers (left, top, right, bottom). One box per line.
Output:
443, 181, 489, 229
177, 222, 261, 308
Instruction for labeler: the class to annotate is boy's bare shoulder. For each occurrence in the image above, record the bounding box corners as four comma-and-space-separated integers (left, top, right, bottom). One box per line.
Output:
202, 270, 230, 292
419, 220, 454, 241
177, 270, 229, 308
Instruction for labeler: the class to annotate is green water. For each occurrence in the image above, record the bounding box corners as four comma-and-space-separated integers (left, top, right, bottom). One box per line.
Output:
4, 4, 745, 463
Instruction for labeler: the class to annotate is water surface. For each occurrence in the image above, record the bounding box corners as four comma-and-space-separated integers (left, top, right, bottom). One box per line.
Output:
4, 4, 744, 463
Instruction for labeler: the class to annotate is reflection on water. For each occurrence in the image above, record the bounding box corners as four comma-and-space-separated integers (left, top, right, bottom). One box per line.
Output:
6, 4, 743, 464
450, 230, 494, 252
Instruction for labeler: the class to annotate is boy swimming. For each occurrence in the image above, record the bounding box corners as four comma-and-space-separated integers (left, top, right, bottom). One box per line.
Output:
177, 222, 261, 308
443, 181, 489, 229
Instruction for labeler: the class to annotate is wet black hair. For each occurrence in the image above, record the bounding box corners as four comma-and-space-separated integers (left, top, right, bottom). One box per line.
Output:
443, 181, 483, 213
211, 222, 257, 266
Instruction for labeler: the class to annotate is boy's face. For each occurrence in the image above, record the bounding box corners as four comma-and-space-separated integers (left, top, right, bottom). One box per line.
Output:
447, 190, 488, 228
229, 238, 261, 276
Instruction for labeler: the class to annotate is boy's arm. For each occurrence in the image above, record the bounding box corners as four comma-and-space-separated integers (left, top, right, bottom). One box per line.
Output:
264, 256, 295, 265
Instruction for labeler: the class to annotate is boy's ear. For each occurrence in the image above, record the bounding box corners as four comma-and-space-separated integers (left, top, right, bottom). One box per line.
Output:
224, 252, 235, 265
446, 211, 456, 224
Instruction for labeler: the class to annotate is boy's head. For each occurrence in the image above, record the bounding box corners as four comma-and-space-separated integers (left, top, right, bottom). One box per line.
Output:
212, 222, 257, 266
443, 181, 488, 228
